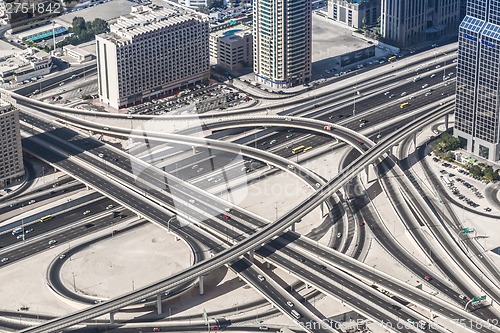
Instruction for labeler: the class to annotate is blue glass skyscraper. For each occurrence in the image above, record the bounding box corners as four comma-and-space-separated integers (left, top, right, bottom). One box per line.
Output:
454, 0, 500, 161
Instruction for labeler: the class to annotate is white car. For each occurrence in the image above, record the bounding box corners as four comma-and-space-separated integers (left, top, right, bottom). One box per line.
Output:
286, 301, 294, 307
1, 257, 8, 263
48, 239, 57, 245
257, 275, 265, 282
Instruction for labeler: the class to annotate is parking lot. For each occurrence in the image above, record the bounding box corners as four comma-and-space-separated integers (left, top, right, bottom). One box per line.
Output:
126, 84, 252, 116
432, 157, 495, 212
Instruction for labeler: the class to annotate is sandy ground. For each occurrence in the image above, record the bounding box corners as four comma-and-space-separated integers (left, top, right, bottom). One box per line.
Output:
0, 221, 189, 317
59, 223, 190, 299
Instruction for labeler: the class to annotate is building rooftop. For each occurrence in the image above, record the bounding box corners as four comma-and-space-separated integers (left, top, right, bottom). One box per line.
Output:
98, 4, 207, 44
0, 48, 51, 75
210, 24, 251, 39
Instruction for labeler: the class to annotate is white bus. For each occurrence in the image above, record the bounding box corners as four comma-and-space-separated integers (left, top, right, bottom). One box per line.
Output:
11, 227, 23, 236
440, 176, 452, 187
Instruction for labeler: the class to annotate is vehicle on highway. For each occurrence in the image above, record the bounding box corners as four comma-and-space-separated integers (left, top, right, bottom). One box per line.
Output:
337, 232, 342, 238
323, 125, 333, 131
389, 304, 401, 310
189, 199, 195, 204
83, 210, 91, 215
270, 139, 277, 145
153, 328, 161, 332
28, 200, 36, 204
259, 326, 268, 330
292, 146, 305, 154
424, 275, 432, 281
25, 228, 34, 233
106, 205, 114, 210
98, 153, 104, 158
400, 92, 407, 96
40, 215, 53, 222
12, 227, 23, 236
1, 257, 9, 263
257, 274, 265, 281
388, 55, 397, 62
223, 215, 231, 219
421, 84, 429, 89
285, 134, 293, 139
413, 76, 421, 82
484, 207, 491, 212
291, 309, 301, 319
48, 239, 57, 245
359, 221, 365, 226
286, 301, 294, 307
400, 102, 410, 109
425, 92, 432, 96
17, 234, 24, 240
94, 299, 104, 304
287, 164, 294, 169
459, 294, 467, 300
59, 254, 66, 260
303, 146, 313, 152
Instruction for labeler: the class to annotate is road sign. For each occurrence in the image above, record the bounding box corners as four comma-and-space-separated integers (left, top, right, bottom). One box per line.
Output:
462, 227, 475, 234
472, 295, 486, 303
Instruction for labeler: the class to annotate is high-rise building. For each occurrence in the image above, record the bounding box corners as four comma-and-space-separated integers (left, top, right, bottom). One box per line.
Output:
0, 101, 24, 188
328, 0, 380, 29
454, 0, 500, 161
253, 0, 312, 88
209, 25, 253, 71
381, 0, 460, 47
96, 4, 210, 109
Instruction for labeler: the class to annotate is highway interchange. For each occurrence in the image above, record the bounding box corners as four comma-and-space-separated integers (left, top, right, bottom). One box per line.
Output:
0, 44, 499, 333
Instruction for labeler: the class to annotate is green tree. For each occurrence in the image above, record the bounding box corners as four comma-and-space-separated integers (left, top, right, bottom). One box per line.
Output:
91, 18, 108, 34
469, 165, 483, 178
72, 17, 86, 35
442, 151, 455, 162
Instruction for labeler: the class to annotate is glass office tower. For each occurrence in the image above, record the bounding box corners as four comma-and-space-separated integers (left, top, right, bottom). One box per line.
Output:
253, 0, 312, 88
454, 0, 500, 161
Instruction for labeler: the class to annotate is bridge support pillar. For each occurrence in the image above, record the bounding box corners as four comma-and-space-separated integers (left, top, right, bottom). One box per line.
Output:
361, 164, 376, 185
248, 250, 254, 263
199, 275, 204, 295
266, 261, 271, 269
444, 113, 449, 130
413, 132, 417, 149
290, 223, 295, 232
192, 146, 197, 154
156, 294, 162, 314
109, 312, 115, 325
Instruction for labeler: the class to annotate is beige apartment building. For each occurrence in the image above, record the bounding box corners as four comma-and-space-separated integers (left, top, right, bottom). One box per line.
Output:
0, 101, 24, 188
209, 25, 252, 71
328, 0, 380, 29
96, 4, 210, 109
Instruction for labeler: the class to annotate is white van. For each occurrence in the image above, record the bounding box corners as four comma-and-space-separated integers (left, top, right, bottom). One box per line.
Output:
290, 309, 301, 319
